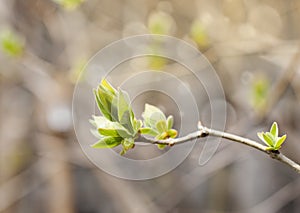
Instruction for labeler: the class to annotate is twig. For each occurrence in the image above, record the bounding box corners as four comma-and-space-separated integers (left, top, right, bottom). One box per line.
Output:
139, 122, 300, 174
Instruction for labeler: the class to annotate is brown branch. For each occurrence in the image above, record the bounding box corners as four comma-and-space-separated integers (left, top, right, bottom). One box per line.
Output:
140, 122, 300, 174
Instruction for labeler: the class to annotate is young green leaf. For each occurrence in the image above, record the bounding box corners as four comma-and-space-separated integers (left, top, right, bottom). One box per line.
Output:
275, 134, 286, 149
92, 116, 133, 138
141, 103, 178, 150
142, 104, 166, 128
122, 138, 134, 149
257, 122, 287, 151
157, 144, 166, 150
117, 89, 135, 134
167, 116, 174, 130
270, 122, 278, 138
98, 88, 116, 120
155, 132, 168, 140
266, 132, 275, 144
91, 136, 123, 148
94, 79, 120, 122
94, 90, 111, 120
156, 120, 168, 133
117, 89, 131, 123
98, 127, 132, 138
257, 132, 264, 142
262, 133, 274, 147
140, 127, 159, 136
91, 80, 140, 154
120, 138, 135, 155
167, 129, 178, 138
101, 79, 117, 94
133, 119, 143, 132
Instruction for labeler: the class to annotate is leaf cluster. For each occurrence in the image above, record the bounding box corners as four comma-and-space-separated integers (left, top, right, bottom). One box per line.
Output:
90, 79, 177, 155
140, 104, 177, 149
257, 122, 286, 151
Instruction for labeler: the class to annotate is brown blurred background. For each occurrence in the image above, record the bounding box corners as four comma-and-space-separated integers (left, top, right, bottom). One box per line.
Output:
1, 0, 300, 212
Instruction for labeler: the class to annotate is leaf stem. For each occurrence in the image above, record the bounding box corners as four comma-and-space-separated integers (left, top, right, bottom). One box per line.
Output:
140, 122, 300, 174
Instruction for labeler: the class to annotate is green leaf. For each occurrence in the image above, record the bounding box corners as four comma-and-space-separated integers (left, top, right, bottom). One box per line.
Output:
95, 79, 119, 122
262, 133, 274, 147
93, 89, 111, 120
257, 122, 287, 150
266, 147, 275, 151
95, 90, 112, 120
142, 104, 166, 128
275, 134, 286, 149
270, 122, 278, 138
118, 89, 131, 122
111, 96, 119, 122
120, 138, 135, 155
91, 136, 122, 148
257, 132, 264, 142
157, 144, 166, 150
266, 132, 276, 144
140, 127, 159, 136
98, 88, 116, 120
167, 115, 174, 129
101, 79, 117, 94
122, 138, 134, 150
92, 116, 132, 138
92, 116, 108, 128
98, 128, 131, 138
156, 120, 167, 133
91, 80, 142, 153
133, 119, 143, 132
117, 89, 135, 133
94, 90, 112, 120
94, 80, 131, 123
155, 132, 168, 140
167, 129, 177, 138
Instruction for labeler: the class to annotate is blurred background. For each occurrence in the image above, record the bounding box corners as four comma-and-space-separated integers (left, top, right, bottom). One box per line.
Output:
1, 0, 300, 212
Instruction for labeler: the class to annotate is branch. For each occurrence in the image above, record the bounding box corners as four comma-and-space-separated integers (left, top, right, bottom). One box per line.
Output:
140, 122, 300, 174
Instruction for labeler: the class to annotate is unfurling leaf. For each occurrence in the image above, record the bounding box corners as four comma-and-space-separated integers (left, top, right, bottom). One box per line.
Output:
140, 127, 158, 136
275, 135, 286, 149
157, 144, 166, 150
91, 137, 123, 148
262, 133, 274, 147
270, 122, 278, 138
142, 104, 166, 128
167, 129, 177, 138
120, 138, 135, 155
167, 116, 174, 130
141, 103, 177, 149
156, 120, 168, 133
91, 79, 142, 154
257, 122, 287, 151
91, 80, 179, 154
